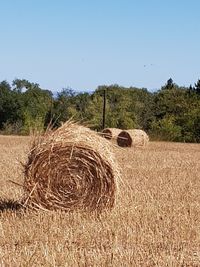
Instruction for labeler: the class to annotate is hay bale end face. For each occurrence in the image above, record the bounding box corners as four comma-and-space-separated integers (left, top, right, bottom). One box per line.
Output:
117, 129, 149, 147
102, 128, 122, 140
23, 122, 120, 212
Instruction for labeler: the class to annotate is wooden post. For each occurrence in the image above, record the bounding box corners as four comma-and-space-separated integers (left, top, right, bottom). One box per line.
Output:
102, 89, 106, 130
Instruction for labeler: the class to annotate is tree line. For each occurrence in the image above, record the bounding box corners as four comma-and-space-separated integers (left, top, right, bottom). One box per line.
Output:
0, 78, 200, 142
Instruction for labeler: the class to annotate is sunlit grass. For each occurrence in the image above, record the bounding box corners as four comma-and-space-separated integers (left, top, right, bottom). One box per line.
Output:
0, 136, 200, 266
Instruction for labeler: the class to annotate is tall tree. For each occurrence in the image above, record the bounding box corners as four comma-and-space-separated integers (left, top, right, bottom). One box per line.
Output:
165, 78, 175, 90
194, 79, 200, 95
0, 81, 23, 129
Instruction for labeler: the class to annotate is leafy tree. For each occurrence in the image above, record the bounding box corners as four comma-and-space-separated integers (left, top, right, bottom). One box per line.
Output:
194, 79, 200, 95
0, 81, 12, 128
12, 79, 34, 92
49, 88, 77, 127
0, 78, 200, 143
0, 81, 23, 129
165, 78, 175, 90
151, 115, 182, 141
13, 79, 54, 133
84, 93, 104, 130
95, 86, 135, 129
73, 92, 90, 119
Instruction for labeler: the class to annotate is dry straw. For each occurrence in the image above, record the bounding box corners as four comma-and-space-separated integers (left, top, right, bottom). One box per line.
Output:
102, 128, 122, 140
117, 129, 149, 147
23, 122, 120, 212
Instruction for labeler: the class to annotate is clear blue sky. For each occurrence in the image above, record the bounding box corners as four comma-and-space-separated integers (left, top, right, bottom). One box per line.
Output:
0, 0, 200, 92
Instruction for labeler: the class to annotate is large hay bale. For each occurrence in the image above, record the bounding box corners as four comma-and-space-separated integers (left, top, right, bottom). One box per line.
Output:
117, 129, 149, 147
102, 128, 122, 140
23, 122, 120, 212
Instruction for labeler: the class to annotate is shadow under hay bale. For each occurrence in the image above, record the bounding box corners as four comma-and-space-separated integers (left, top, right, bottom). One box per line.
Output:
24, 122, 120, 213
117, 129, 149, 147
102, 128, 122, 140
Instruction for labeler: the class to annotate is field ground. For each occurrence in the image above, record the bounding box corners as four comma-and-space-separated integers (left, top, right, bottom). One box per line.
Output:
0, 135, 200, 266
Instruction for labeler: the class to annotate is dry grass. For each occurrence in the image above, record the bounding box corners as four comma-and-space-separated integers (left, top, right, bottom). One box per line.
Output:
0, 135, 200, 266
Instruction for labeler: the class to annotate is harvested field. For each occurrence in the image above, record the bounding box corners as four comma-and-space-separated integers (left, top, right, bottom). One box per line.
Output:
0, 135, 200, 266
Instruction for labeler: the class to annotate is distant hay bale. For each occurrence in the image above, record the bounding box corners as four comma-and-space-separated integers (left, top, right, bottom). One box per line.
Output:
23, 122, 120, 212
102, 128, 122, 140
117, 129, 149, 147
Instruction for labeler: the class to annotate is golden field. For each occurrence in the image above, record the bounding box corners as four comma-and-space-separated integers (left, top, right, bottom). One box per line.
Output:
0, 135, 200, 266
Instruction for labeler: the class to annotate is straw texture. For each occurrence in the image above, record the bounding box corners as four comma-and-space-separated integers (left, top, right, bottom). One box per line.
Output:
117, 129, 149, 147
23, 122, 120, 212
102, 128, 122, 140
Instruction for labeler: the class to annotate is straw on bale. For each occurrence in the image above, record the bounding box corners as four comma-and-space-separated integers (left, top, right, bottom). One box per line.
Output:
102, 128, 122, 140
117, 129, 149, 147
23, 122, 120, 212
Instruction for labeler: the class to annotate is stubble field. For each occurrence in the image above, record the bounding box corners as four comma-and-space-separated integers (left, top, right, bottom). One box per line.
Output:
0, 135, 200, 266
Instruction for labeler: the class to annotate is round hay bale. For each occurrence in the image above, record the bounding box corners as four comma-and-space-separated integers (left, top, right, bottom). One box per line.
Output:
117, 129, 149, 147
23, 122, 120, 212
102, 128, 122, 140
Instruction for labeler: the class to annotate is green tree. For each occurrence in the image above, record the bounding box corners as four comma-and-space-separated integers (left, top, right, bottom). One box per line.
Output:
194, 79, 200, 95
49, 88, 77, 127
165, 78, 175, 90
95, 85, 136, 129
18, 80, 53, 133
0, 81, 23, 130
151, 115, 182, 141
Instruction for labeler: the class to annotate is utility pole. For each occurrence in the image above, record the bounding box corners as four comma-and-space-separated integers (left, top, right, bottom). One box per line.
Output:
102, 89, 106, 130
